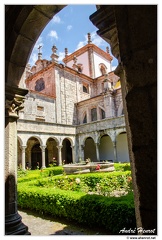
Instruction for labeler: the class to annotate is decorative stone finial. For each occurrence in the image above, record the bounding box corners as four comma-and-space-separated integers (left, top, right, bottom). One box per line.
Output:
65, 48, 68, 57
87, 33, 92, 44
106, 46, 109, 53
103, 73, 112, 92
51, 45, 59, 63
73, 55, 77, 64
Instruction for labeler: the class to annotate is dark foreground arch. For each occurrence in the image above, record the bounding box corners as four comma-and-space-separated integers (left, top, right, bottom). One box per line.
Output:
5, 5, 157, 235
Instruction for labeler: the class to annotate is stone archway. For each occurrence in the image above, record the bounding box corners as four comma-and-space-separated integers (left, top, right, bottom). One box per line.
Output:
116, 132, 129, 163
84, 137, 97, 162
5, 5, 157, 235
46, 137, 59, 166
26, 137, 42, 170
31, 143, 42, 169
99, 134, 114, 161
62, 138, 72, 164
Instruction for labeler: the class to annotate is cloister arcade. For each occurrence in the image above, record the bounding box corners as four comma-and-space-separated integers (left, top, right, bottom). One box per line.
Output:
17, 127, 129, 170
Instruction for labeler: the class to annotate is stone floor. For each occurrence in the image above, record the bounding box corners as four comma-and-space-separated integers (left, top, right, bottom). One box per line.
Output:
19, 209, 110, 236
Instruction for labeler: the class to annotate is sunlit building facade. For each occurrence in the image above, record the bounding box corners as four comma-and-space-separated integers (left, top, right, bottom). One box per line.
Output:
17, 33, 129, 170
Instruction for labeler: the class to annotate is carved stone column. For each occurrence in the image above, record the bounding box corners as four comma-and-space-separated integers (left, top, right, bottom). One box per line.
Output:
57, 145, 63, 165
20, 146, 26, 170
90, 5, 157, 233
112, 141, 117, 162
40, 146, 46, 169
71, 145, 75, 163
95, 143, 100, 162
5, 84, 30, 235
79, 144, 84, 162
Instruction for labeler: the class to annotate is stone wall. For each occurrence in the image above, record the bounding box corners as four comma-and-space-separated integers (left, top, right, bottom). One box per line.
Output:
19, 92, 56, 123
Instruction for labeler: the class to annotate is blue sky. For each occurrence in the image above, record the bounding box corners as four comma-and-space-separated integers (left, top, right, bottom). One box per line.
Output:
28, 4, 118, 69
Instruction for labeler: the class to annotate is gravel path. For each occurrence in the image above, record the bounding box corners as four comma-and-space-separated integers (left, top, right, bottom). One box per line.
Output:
19, 209, 110, 236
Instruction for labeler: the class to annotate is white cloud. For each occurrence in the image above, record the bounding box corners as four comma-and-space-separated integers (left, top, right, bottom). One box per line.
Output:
76, 31, 107, 50
76, 41, 85, 50
58, 52, 65, 61
58, 51, 72, 62
33, 36, 44, 51
67, 25, 72, 31
48, 30, 58, 40
91, 31, 106, 47
52, 15, 61, 24
29, 53, 37, 65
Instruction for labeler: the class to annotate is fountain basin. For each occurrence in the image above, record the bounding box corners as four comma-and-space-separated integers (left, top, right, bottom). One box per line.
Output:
63, 162, 114, 174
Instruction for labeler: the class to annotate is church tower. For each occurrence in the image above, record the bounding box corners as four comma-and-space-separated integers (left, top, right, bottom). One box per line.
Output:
62, 33, 113, 78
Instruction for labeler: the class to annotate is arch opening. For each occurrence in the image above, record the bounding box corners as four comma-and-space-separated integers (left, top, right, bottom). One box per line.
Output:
99, 134, 114, 162
116, 132, 129, 163
84, 137, 96, 162
62, 138, 72, 164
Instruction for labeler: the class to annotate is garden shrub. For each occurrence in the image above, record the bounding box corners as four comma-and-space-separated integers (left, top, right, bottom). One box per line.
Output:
18, 165, 135, 234
18, 166, 63, 183
114, 163, 131, 172
29, 171, 132, 196
18, 183, 136, 234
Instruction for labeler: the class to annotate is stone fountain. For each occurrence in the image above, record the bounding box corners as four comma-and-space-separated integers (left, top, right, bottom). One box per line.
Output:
63, 160, 114, 175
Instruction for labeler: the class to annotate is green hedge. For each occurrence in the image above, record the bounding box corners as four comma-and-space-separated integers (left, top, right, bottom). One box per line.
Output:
18, 183, 136, 234
114, 163, 131, 171
18, 166, 63, 183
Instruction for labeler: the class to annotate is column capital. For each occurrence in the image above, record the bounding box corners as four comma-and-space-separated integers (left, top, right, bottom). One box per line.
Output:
57, 145, 63, 150
40, 145, 46, 151
20, 146, 26, 151
5, 84, 28, 118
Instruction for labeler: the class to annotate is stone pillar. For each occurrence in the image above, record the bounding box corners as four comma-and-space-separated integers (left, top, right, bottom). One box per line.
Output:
5, 84, 30, 235
21, 146, 26, 170
57, 145, 63, 165
86, 108, 91, 123
40, 146, 46, 169
90, 5, 157, 233
28, 149, 32, 169
104, 91, 115, 118
79, 144, 84, 162
112, 141, 118, 162
71, 145, 75, 163
95, 143, 100, 162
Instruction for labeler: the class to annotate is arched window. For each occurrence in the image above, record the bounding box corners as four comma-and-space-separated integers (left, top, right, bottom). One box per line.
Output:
35, 78, 45, 91
101, 109, 105, 119
99, 63, 107, 76
91, 108, 97, 121
83, 85, 88, 93
83, 114, 87, 123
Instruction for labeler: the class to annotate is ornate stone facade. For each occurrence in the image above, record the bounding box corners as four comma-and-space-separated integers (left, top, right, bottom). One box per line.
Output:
17, 37, 129, 169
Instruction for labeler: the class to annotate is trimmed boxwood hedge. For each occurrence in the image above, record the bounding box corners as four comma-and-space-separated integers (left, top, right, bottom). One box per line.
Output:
18, 181, 136, 234
18, 166, 63, 183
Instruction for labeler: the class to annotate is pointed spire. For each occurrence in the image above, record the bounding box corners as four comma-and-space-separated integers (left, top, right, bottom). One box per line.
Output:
87, 33, 92, 44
